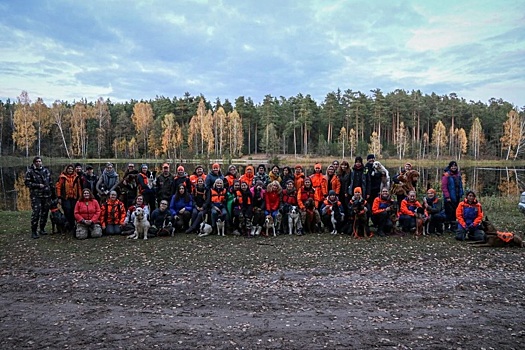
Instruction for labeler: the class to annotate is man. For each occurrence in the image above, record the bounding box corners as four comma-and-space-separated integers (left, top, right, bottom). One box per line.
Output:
25, 156, 53, 239
155, 163, 174, 206
364, 154, 382, 207
82, 165, 99, 201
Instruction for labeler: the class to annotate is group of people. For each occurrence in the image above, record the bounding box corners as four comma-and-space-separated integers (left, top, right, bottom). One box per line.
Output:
25, 155, 485, 242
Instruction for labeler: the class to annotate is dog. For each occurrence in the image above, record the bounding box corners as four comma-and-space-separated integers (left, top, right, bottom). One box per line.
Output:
198, 221, 213, 237
49, 198, 68, 234
467, 217, 524, 247
351, 199, 370, 238
216, 217, 226, 236
372, 161, 391, 191
264, 215, 276, 237
303, 198, 317, 234
288, 206, 300, 235
392, 170, 420, 197
414, 207, 427, 236
127, 207, 150, 240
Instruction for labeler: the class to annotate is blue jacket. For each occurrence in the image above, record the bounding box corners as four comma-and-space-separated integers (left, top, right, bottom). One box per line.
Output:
169, 195, 193, 215
441, 168, 463, 203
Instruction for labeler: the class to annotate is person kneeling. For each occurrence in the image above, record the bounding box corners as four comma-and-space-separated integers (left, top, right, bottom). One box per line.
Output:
74, 189, 102, 239
455, 191, 485, 241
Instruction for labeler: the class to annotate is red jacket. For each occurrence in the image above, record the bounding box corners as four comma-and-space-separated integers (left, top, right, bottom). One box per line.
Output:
265, 190, 281, 212
74, 199, 101, 224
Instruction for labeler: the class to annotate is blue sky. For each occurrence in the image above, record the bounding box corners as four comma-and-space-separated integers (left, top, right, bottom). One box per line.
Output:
0, 0, 523, 106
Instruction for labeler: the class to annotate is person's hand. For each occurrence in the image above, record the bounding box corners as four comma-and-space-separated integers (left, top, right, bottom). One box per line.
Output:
446, 198, 451, 202
179, 208, 185, 214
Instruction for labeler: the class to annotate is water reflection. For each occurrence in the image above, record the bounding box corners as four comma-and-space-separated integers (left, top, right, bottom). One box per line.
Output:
1, 162, 524, 211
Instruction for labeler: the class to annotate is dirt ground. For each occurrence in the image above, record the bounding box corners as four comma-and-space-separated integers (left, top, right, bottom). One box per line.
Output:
1, 231, 525, 349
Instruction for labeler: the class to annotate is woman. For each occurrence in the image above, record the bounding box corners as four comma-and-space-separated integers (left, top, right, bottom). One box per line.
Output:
348, 157, 366, 199
169, 184, 193, 232
96, 162, 119, 203
264, 180, 282, 233
281, 180, 300, 234
208, 178, 228, 230
442, 161, 464, 232
280, 166, 294, 189
297, 177, 320, 233
399, 190, 422, 233
371, 188, 396, 237
74, 189, 102, 239
231, 181, 254, 236
269, 165, 282, 184
224, 165, 239, 188
150, 200, 174, 236
186, 178, 210, 234
100, 190, 126, 235
56, 164, 83, 233
337, 160, 352, 216
239, 165, 255, 187
455, 191, 484, 241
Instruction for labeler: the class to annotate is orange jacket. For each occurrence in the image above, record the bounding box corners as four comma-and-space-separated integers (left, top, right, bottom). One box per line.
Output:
400, 198, 422, 217
294, 173, 305, 191
456, 199, 483, 228
101, 199, 126, 226
297, 186, 316, 210
326, 174, 341, 195
310, 173, 328, 203
56, 172, 82, 200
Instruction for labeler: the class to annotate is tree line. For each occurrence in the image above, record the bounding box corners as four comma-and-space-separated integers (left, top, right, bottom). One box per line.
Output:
1, 89, 523, 160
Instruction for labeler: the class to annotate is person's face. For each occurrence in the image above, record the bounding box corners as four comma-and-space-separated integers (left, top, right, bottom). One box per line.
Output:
233, 183, 240, 190
258, 167, 265, 174
163, 165, 169, 173
142, 167, 148, 173
212, 167, 219, 174
178, 186, 185, 194
329, 194, 337, 201
327, 167, 334, 175
178, 170, 184, 176
304, 179, 312, 187
246, 168, 253, 174
381, 189, 389, 198
83, 191, 90, 198
230, 167, 237, 175
286, 182, 294, 190
340, 163, 348, 171
216, 181, 223, 189
426, 191, 435, 199
283, 168, 289, 175
241, 182, 248, 191
295, 168, 301, 174
109, 192, 117, 199
136, 196, 144, 204
34, 159, 43, 168
354, 192, 362, 199
332, 161, 339, 169
196, 167, 203, 175
128, 164, 135, 171
272, 167, 279, 174
451, 165, 458, 171
86, 168, 93, 174
404, 164, 412, 171
197, 179, 204, 187
408, 193, 416, 201
314, 167, 321, 173
467, 193, 475, 202
106, 165, 113, 172
159, 201, 168, 210
66, 166, 74, 174
76, 166, 83, 173
368, 157, 375, 163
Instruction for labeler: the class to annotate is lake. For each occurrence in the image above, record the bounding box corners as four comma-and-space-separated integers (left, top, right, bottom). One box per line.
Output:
1, 161, 523, 211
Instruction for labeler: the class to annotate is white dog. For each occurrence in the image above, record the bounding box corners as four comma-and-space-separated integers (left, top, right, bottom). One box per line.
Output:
128, 207, 150, 240
372, 161, 391, 191
264, 215, 276, 237
216, 217, 226, 236
198, 221, 213, 237
288, 206, 300, 235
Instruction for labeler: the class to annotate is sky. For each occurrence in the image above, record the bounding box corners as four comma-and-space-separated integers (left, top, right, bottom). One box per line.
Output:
0, 0, 524, 107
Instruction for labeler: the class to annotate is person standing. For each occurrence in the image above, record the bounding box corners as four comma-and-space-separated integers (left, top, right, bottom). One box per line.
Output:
25, 156, 53, 239
81, 165, 99, 202
441, 161, 464, 232
56, 164, 83, 233
96, 162, 119, 203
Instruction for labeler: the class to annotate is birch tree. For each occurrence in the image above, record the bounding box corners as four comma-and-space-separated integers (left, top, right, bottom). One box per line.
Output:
131, 102, 154, 157
469, 117, 484, 160
13, 91, 36, 157
368, 131, 381, 158
432, 120, 447, 159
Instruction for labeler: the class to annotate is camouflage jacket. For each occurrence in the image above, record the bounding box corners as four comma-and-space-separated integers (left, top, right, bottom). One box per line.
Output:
25, 164, 52, 198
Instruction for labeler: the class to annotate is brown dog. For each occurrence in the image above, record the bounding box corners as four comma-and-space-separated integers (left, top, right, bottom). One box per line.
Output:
469, 218, 524, 247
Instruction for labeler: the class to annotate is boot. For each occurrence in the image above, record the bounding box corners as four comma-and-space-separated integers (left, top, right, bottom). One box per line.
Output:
40, 227, 48, 235
32, 231, 39, 239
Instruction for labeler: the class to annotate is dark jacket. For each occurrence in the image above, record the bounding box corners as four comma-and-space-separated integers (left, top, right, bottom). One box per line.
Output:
25, 164, 52, 198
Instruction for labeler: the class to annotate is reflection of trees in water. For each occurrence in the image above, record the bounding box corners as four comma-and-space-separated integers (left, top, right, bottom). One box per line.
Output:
15, 171, 31, 211
498, 168, 520, 197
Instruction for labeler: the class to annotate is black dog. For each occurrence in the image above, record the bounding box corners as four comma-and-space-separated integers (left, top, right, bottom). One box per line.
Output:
49, 198, 69, 234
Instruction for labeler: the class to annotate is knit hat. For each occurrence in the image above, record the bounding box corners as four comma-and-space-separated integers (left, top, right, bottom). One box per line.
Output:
177, 165, 185, 172
449, 161, 458, 168
329, 190, 337, 196
314, 163, 322, 170
295, 164, 302, 170
354, 187, 362, 194
367, 154, 375, 161
141, 164, 148, 169
212, 163, 220, 170
162, 163, 170, 168
86, 165, 94, 170
427, 188, 436, 195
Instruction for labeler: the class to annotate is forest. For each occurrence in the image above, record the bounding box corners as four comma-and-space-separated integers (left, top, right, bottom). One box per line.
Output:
1, 88, 524, 161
